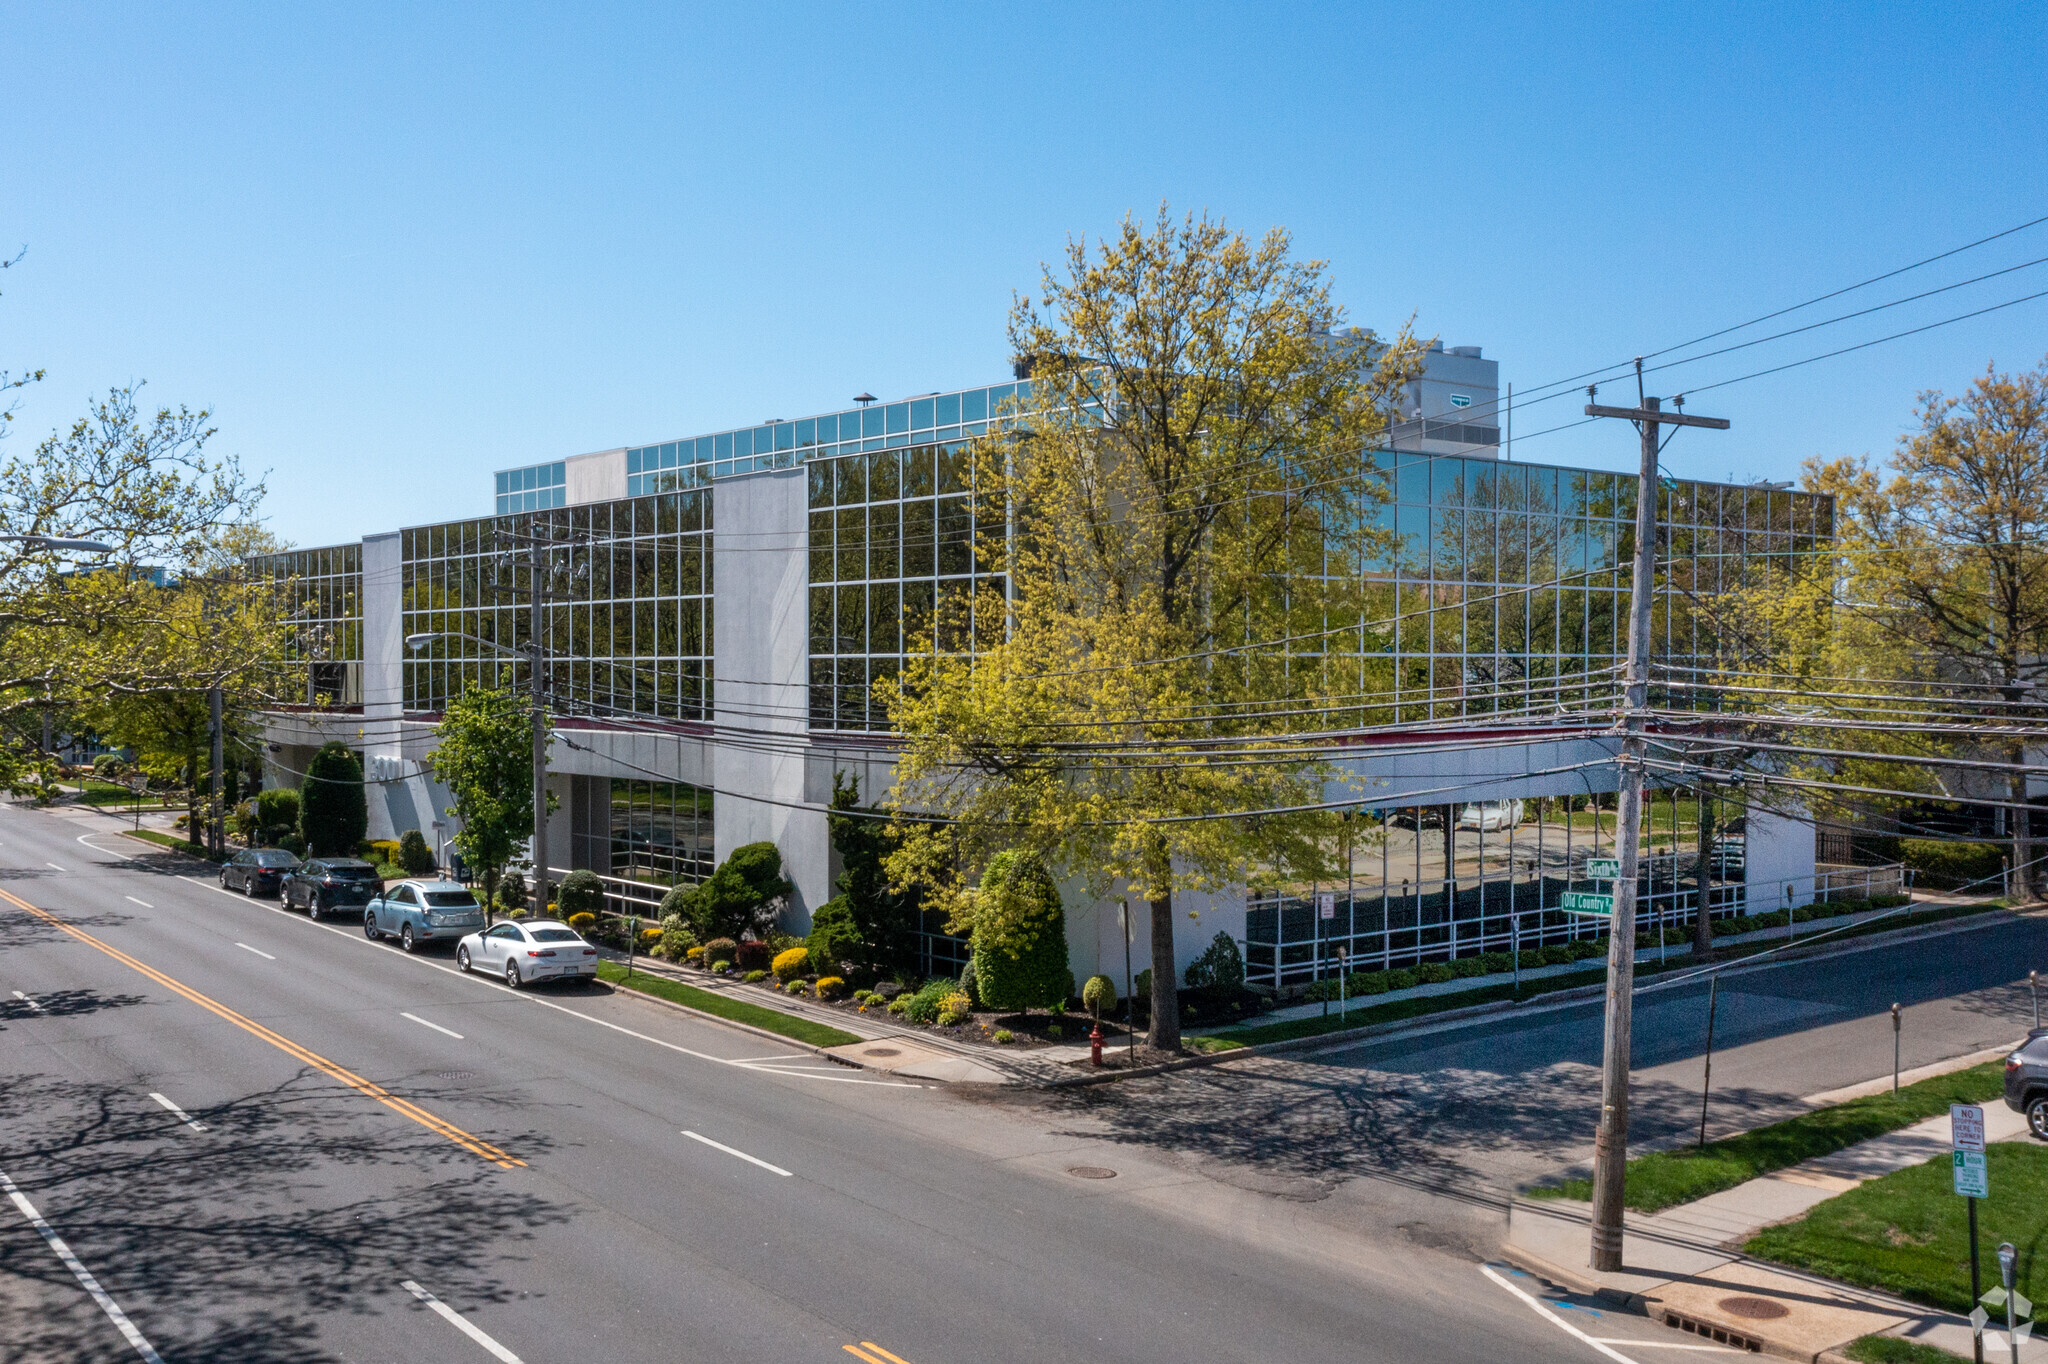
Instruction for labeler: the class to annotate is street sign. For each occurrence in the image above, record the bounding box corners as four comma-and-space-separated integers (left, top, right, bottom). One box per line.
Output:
1953, 1104, 1986, 1153
1561, 891, 1614, 916
1317, 892, 1335, 920
1954, 1149, 1989, 1199
1585, 858, 1621, 880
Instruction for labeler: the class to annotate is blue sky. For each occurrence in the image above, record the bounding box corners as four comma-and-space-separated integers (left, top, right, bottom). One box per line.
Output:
4, 3, 2045, 547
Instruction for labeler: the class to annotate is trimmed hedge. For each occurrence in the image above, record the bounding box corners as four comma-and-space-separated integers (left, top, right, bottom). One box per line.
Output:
1901, 839, 2004, 891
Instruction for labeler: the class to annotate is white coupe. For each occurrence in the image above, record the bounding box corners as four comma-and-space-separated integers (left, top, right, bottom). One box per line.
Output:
455, 919, 600, 988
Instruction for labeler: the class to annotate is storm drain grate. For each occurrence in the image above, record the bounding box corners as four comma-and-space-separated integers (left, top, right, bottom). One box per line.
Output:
438, 1072, 475, 1081
1662, 1310, 1762, 1352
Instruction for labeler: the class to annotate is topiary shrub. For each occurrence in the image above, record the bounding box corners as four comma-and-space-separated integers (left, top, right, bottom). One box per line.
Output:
1081, 974, 1117, 1018
1538, 943, 1572, 966
785, 979, 808, 995
1415, 962, 1455, 985
1450, 956, 1487, 979
814, 975, 847, 1000
1183, 931, 1246, 993
806, 896, 861, 977
1351, 970, 1390, 995
744, 969, 768, 983
735, 940, 772, 973
397, 828, 436, 876
299, 741, 368, 857
566, 911, 597, 932
772, 946, 810, 982
1478, 951, 1512, 974
1568, 938, 1605, 961
700, 937, 736, 971
1382, 967, 1419, 991
557, 869, 607, 920
992, 1028, 1014, 1044
969, 851, 1069, 1014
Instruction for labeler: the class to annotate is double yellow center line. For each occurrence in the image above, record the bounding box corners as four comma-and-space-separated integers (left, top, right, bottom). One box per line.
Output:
845, 1342, 917, 1364
0, 887, 523, 1170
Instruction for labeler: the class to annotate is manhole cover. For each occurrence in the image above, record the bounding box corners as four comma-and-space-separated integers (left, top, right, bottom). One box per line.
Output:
862, 1047, 901, 1058
1717, 1296, 1789, 1320
1066, 1166, 1118, 1179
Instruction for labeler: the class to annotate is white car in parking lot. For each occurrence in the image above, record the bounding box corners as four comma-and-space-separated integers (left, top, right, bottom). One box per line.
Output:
455, 919, 600, 988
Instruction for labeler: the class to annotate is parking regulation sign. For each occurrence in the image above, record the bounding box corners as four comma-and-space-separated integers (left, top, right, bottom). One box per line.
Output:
1954, 1149, 1989, 1198
1317, 892, 1335, 920
1953, 1103, 1988, 1198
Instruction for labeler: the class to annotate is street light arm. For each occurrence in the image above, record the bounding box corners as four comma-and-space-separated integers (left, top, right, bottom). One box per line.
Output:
405, 630, 525, 660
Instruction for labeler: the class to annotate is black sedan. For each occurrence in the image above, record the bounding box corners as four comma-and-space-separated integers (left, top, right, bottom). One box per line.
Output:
282, 857, 382, 920
220, 848, 302, 897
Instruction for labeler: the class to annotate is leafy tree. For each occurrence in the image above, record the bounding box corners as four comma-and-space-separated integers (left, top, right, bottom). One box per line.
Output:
968, 851, 1070, 1014
883, 208, 1418, 1048
298, 741, 367, 856
431, 684, 548, 914
1696, 357, 2048, 901
826, 772, 920, 968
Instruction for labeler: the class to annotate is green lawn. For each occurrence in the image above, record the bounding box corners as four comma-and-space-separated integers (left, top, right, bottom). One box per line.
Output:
121, 828, 226, 862
1529, 1063, 2007, 1214
1843, 1335, 1970, 1364
70, 780, 173, 807
596, 961, 858, 1048
1745, 1142, 2048, 1315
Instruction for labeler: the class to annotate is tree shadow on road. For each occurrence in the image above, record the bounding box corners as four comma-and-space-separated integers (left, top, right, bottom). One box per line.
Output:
0, 1068, 567, 1364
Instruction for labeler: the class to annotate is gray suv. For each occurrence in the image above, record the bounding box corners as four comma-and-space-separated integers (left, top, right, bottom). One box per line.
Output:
363, 879, 486, 953
2003, 1028, 2048, 1139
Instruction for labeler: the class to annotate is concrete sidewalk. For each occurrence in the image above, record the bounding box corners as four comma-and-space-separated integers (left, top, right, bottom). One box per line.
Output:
1506, 1048, 2039, 1361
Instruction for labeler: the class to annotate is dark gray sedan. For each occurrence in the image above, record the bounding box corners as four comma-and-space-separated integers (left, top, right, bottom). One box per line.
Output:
221, 848, 302, 897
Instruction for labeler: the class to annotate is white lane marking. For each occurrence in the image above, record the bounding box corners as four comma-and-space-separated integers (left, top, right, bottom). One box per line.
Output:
12, 990, 42, 1011
727, 1053, 812, 1063
125, 896, 152, 908
402, 1011, 465, 1040
1482, 1264, 1646, 1364
148, 1092, 208, 1133
682, 1129, 792, 1176
45, 861, 64, 872
0, 1166, 165, 1363
234, 942, 275, 961
1587, 1343, 1738, 1352
401, 1279, 524, 1363
58, 845, 923, 1088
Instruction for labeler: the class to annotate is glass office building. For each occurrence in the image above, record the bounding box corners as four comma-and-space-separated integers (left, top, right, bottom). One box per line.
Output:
257, 363, 1830, 985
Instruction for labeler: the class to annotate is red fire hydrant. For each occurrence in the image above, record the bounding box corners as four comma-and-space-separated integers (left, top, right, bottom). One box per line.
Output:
1090, 1020, 1105, 1067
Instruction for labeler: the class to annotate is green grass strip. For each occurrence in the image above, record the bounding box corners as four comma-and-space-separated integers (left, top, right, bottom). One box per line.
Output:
1530, 1061, 2006, 1213
1842, 1333, 1971, 1364
596, 961, 859, 1048
1746, 1142, 2048, 1315
1200, 902, 1996, 1053
121, 828, 225, 862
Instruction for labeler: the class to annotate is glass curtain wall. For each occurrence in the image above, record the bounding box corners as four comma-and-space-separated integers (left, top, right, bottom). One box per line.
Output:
1243, 459, 1829, 985
605, 778, 714, 888
254, 544, 364, 707
400, 492, 713, 723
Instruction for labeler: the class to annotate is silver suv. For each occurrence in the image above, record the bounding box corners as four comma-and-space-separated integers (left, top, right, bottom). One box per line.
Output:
363, 880, 486, 953
2003, 1028, 2048, 1140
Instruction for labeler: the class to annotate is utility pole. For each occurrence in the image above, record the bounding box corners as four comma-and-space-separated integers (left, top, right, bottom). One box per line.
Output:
209, 684, 224, 855
1583, 377, 1729, 1272
527, 539, 551, 918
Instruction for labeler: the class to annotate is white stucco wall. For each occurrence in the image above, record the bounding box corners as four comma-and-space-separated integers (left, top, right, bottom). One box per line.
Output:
712, 467, 830, 924
1746, 802, 1817, 909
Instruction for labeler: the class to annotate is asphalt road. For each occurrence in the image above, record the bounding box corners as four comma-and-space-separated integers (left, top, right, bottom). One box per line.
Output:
0, 801, 1700, 1364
